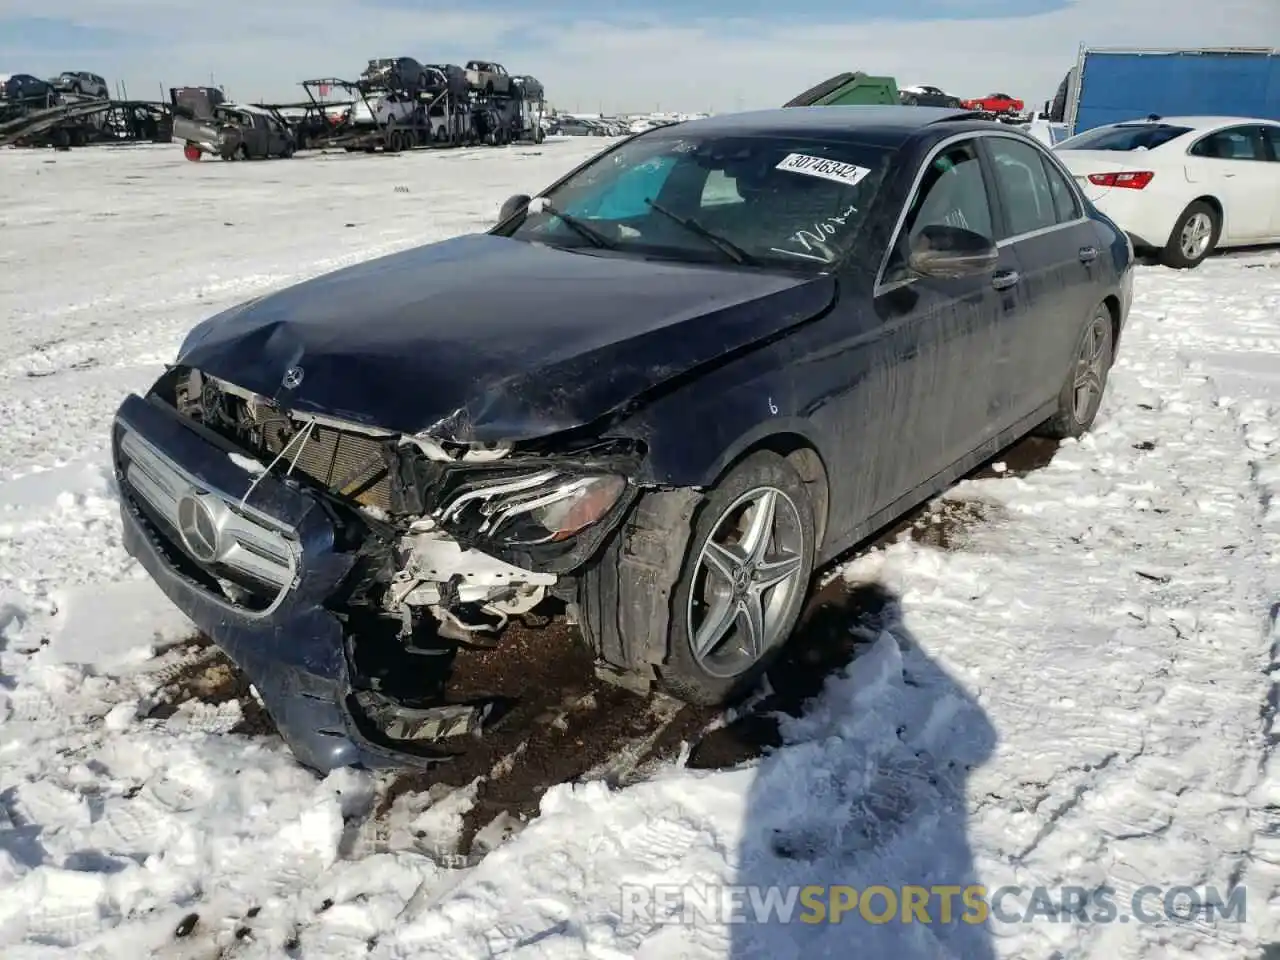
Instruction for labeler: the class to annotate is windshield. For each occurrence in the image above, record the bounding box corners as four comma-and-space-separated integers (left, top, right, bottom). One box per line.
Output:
506, 131, 893, 270
1057, 122, 1191, 151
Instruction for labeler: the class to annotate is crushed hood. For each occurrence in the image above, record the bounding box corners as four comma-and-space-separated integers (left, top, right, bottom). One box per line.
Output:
176, 233, 835, 442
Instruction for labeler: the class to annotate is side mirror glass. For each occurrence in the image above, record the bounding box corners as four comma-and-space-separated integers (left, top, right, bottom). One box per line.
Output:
498, 193, 530, 223
907, 224, 999, 279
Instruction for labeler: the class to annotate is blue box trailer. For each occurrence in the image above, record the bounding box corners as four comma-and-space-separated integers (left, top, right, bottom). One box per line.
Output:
1063, 46, 1280, 136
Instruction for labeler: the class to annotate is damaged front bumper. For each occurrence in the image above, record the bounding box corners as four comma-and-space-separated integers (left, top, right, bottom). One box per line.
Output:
110, 393, 562, 772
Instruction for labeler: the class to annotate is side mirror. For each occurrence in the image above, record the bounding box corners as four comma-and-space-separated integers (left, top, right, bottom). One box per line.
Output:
907, 224, 999, 279
498, 193, 530, 223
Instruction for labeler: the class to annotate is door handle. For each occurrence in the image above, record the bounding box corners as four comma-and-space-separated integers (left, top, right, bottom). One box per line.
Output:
1079, 245, 1098, 262
991, 270, 1019, 290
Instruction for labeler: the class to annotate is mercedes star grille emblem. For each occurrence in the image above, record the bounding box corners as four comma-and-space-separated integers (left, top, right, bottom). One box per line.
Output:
282, 365, 304, 389
176, 492, 221, 563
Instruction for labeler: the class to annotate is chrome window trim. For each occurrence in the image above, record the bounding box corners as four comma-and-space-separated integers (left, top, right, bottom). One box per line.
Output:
873, 129, 1089, 298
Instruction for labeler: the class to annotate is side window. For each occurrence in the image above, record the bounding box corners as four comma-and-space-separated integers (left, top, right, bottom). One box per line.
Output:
1189, 126, 1264, 160
986, 137, 1057, 237
885, 139, 993, 281
1039, 153, 1081, 223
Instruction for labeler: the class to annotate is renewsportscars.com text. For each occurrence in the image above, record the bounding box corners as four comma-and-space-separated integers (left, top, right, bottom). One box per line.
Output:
619, 883, 1247, 926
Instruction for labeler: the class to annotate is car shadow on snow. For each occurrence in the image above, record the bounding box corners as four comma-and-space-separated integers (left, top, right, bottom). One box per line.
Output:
723, 580, 998, 960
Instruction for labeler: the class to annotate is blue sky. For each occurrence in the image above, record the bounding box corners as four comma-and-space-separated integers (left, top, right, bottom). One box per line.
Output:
0, 0, 1274, 112
359, 0, 1070, 20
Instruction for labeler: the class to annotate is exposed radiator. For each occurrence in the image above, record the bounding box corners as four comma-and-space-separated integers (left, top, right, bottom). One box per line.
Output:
178, 368, 394, 510
258, 415, 391, 509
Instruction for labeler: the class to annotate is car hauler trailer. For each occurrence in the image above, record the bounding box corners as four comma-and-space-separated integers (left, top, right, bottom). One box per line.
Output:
0, 98, 171, 148
1062, 46, 1280, 136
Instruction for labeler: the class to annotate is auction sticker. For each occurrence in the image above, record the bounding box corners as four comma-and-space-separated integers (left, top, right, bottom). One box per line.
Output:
775, 153, 871, 186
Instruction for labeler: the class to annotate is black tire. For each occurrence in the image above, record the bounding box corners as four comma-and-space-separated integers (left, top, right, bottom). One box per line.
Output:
660, 451, 816, 705
1160, 200, 1219, 269
1037, 305, 1115, 439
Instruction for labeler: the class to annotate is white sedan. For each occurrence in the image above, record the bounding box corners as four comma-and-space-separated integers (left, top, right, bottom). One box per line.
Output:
1054, 116, 1280, 268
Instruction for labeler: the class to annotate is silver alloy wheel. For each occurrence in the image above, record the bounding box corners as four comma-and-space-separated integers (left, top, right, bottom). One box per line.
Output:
1180, 211, 1213, 261
687, 486, 806, 679
1072, 314, 1109, 423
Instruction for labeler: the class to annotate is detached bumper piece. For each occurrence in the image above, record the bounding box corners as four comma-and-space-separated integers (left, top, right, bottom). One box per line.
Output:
110, 393, 508, 772
354, 690, 515, 741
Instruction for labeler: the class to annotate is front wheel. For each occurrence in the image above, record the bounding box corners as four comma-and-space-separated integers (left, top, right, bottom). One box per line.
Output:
1036, 306, 1115, 439
659, 452, 817, 705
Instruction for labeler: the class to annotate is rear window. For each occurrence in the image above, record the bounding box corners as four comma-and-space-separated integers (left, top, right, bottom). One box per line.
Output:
1057, 123, 1191, 151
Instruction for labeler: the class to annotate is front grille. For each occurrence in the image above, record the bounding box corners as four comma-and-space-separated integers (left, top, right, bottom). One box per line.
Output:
115, 424, 297, 611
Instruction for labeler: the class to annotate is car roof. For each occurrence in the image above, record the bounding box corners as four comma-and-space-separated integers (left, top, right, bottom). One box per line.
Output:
662, 106, 994, 146
1106, 115, 1278, 129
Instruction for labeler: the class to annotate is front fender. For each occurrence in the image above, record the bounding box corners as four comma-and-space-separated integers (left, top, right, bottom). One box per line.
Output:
610, 332, 833, 489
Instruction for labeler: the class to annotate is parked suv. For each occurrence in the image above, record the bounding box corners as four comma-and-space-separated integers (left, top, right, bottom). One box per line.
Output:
465, 60, 512, 96
0, 73, 59, 109
360, 57, 428, 92
52, 71, 109, 98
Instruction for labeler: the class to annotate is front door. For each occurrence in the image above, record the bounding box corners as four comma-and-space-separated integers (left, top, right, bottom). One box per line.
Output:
1185, 124, 1273, 243
852, 137, 1017, 520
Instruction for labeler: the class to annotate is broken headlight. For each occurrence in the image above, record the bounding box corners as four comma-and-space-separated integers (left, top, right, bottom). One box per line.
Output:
435, 470, 627, 546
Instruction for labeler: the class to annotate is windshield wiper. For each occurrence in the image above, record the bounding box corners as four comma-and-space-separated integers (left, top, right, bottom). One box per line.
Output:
643, 198, 757, 265
530, 199, 615, 249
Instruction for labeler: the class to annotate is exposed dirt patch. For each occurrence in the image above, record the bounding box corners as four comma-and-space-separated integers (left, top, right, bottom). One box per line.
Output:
379, 616, 717, 855
164, 432, 1062, 862
145, 635, 275, 736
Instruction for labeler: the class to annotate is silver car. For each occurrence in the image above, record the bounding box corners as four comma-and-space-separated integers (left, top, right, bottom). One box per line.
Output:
52, 71, 109, 98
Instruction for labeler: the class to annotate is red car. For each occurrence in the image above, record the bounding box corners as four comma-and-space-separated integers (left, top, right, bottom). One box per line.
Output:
961, 92, 1024, 114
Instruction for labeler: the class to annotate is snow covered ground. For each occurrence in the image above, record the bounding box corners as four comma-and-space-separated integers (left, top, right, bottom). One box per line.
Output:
0, 141, 1277, 959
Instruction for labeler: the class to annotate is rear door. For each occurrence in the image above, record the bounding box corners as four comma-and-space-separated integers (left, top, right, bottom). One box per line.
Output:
1185, 124, 1272, 242
981, 133, 1100, 422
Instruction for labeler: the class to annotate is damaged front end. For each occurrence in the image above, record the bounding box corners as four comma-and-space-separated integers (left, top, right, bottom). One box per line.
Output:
135, 365, 643, 760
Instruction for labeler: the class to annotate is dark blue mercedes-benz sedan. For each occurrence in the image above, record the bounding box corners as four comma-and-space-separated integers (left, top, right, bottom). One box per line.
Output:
111, 106, 1133, 771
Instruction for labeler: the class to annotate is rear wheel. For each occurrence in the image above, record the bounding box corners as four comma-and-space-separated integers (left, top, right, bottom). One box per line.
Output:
1161, 200, 1219, 269
1037, 305, 1115, 439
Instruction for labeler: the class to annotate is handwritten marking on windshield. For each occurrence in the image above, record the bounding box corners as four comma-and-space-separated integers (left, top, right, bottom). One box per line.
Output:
773, 203, 858, 262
